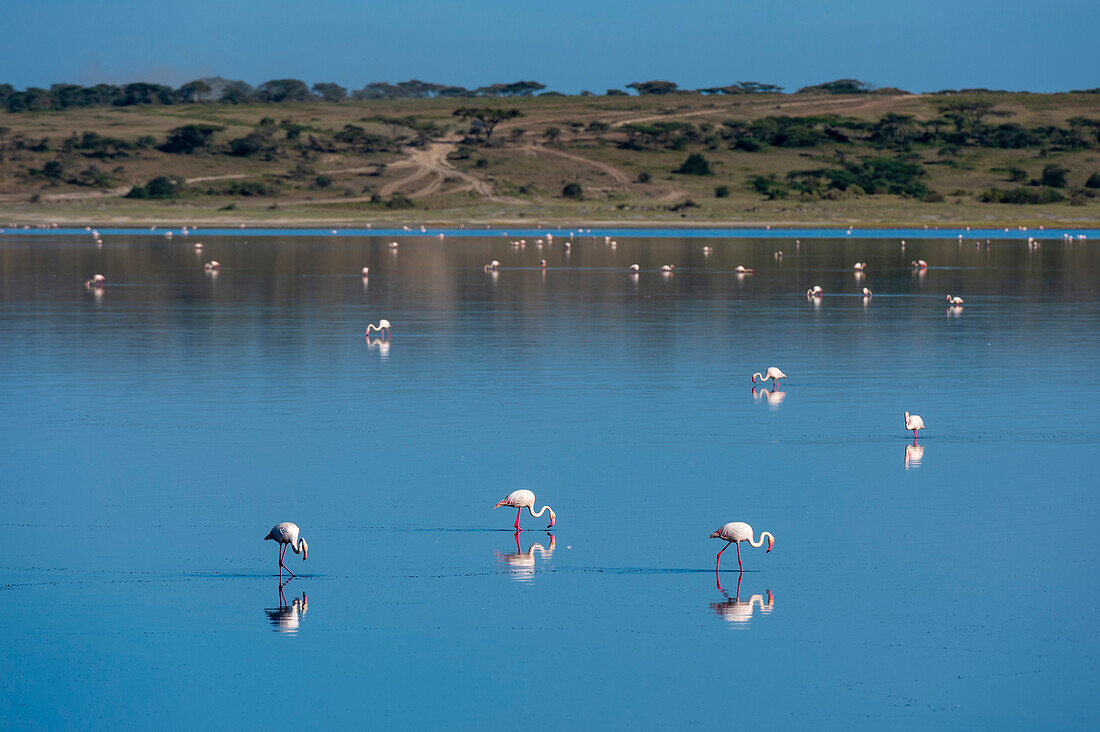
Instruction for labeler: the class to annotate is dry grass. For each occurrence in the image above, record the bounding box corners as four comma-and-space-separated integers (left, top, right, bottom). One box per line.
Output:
1, 92, 1098, 226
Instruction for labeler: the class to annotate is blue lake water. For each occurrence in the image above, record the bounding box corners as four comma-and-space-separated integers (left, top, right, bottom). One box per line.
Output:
1, 230, 1097, 728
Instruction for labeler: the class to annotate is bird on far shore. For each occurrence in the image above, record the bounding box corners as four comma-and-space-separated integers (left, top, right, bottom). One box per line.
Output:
84, 274, 106, 288
862, 287, 873, 298
806, 285, 823, 297
628, 263, 640, 272
946, 295, 964, 305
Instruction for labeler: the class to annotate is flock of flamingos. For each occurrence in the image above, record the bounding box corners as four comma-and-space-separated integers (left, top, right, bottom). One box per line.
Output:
68, 223, 1090, 592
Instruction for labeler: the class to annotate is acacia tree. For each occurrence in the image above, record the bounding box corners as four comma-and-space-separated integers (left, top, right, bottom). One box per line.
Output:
452, 107, 522, 144
627, 80, 679, 95
312, 82, 347, 102
178, 80, 212, 103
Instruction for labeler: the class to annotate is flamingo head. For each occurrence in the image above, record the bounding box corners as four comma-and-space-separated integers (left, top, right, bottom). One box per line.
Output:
751, 374, 756, 383
547, 509, 556, 528
493, 500, 505, 510
766, 536, 774, 553
709, 530, 722, 539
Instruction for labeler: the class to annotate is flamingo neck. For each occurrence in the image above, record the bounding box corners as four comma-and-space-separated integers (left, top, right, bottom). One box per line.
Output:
527, 504, 552, 519
367, 323, 380, 332
290, 536, 307, 557
748, 531, 773, 549
752, 372, 764, 383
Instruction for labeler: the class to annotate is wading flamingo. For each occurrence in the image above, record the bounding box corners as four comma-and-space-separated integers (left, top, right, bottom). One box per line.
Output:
204, 260, 220, 272
853, 262, 867, 271
660, 264, 675, 272
484, 260, 501, 271
734, 266, 754, 274
911, 260, 928, 269
628, 264, 640, 272
862, 287, 873, 298
710, 522, 774, 572
752, 367, 787, 389
493, 489, 556, 531
946, 295, 964, 305
84, 274, 106, 287
265, 522, 308, 578
806, 285, 823, 297
904, 411, 925, 441
366, 319, 392, 338
361, 267, 370, 276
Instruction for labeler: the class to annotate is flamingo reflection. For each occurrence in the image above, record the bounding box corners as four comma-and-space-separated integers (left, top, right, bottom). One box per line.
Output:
905, 443, 925, 470
751, 387, 786, 409
711, 572, 774, 626
367, 338, 391, 359
494, 531, 555, 583
266, 581, 308, 634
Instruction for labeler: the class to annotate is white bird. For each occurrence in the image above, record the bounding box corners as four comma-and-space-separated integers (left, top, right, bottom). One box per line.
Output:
751, 367, 786, 388
703, 246, 713, 253
734, 266, 754, 274
493, 489, 556, 531
774, 251, 784, 259
710, 522, 774, 572
264, 522, 308, 578
904, 411, 925, 441
540, 259, 547, 269
628, 263, 640, 272
193, 242, 204, 250
361, 267, 370, 276
853, 262, 867, 271
911, 260, 928, 269
946, 295, 964, 305
806, 285, 823, 297
365, 319, 392, 338
388, 241, 399, 249
84, 273, 106, 288
660, 264, 675, 272
484, 260, 501, 271
204, 260, 220, 271
862, 287, 872, 298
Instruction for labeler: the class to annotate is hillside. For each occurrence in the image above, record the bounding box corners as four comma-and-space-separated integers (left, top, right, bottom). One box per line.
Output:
1, 90, 1098, 226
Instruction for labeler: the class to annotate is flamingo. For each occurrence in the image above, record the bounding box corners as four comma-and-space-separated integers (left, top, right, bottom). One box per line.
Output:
946, 295, 964, 305
388, 241, 399, 249
366, 319, 392, 338
904, 411, 925, 441
194, 242, 204, 250
660, 264, 675, 272
264, 522, 308, 578
493, 489, 556, 531
361, 267, 370, 276
751, 367, 786, 389
710, 522, 774, 572
862, 287, 872, 298
540, 259, 547, 269
911, 260, 928, 269
628, 263, 640, 272
204, 260, 220, 272
734, 266, 754, 274
774, 251, 784, 259
484, 260, 501, 271
703, 246, 713, 253
853, 262, 867, 271
806, 285, 823, 297
84, 274, 106, 288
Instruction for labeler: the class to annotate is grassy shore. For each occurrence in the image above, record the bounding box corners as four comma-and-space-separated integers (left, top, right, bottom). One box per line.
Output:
1, 91, 1098, 227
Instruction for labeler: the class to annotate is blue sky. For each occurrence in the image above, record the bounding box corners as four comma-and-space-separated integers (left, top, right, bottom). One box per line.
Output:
2, 0, 1096, 93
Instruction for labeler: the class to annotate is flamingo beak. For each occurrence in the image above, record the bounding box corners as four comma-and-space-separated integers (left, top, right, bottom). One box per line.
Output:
767, 539, 774, 553
709, 531, 720, 539
548, 516, 555, 528
493, 501, 503, 509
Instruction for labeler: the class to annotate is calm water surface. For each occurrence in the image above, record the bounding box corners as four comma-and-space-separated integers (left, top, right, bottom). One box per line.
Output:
1, 231, 1098, 728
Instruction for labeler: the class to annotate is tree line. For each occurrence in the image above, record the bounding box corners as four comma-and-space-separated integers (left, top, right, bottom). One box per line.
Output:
15, 76, 1079, 113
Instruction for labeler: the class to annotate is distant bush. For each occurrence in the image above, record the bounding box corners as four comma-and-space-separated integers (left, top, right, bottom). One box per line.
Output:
979, 187, 1065, 204
475, 158, 489, 168
126, 176, 184, 199
1085, 172, 1100, 189
562, 182, 583, 199
1007, 165, 1027, 182
159, 124, 224, 154
921, 191, 945, 203
386, 193, 415, 209
1040, 165, 1068, 188
715, 185, 730, 198
313, 175, 333, 188
733, 138, 761, 152
676, 153, 713, 175
637, 172, 651, 183
207, 179, 281, 196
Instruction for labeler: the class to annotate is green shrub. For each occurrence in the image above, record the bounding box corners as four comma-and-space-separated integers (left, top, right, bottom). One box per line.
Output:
675, 153, 713, 175
1040, 165, 1068, 188
1085, 172, 1100, 189
126, 176, 184, 199
979, 187, 1066, 204
715, 185, 730, 198
562, 182, 583, 199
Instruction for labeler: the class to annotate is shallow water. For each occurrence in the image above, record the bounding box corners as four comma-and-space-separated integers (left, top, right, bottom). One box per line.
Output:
1, 231, 1097, 728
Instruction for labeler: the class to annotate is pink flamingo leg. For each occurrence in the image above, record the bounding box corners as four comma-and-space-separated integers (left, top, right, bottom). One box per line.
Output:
514, 508, 522, 532
736, 541, 743, 571
716, 541, 731, 572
